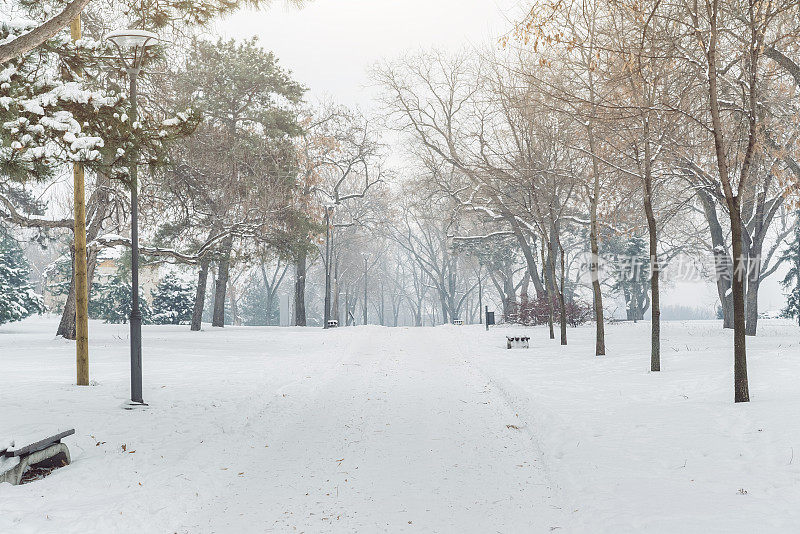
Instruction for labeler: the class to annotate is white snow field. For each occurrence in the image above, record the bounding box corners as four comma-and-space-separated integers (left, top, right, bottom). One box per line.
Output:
1, 317, 799, 533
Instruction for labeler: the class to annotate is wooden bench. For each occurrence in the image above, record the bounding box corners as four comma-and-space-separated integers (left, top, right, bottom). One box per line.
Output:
452, 319, 464, 326
326, 320, 339, 328
1, 429, 74, 485
506, 336, 530, 349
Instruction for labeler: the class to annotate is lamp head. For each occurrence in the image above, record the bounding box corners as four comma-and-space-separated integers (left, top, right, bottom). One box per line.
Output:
105, 29, 159, 71
106, 29, 158, 49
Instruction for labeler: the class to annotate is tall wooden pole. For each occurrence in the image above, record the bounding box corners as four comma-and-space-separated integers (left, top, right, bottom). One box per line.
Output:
71, 15, 89, 386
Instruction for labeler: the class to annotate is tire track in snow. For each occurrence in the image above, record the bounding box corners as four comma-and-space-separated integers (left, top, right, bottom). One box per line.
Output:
449, 327, 571, 525
207, 326, 566, 533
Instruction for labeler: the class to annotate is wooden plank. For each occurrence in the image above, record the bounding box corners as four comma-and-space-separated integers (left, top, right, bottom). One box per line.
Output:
4, 429, 75, 457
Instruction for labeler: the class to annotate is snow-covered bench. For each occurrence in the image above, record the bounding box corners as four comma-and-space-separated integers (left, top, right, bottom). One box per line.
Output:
452, 319, 464, 326
1, 429, 74, 485
506, 336, 530, 349
327, 320, 339, 328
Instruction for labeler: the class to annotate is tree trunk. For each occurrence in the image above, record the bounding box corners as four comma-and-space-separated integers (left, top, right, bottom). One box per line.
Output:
332, 261, 340, 323
57, 247, 76, 338
212, 234, 234, 327
0, 0, 93, 64
266, 290, 276, 325
730, 207, 750, 402
229, 282, 240, 326
623, 285, 633, 321
541, 240, 555, 339
559, 244, 567, 346
190, 258, 210, 331
588, 206, 605, 353
587, 123, 606, 356
58, 249, 97, 339
744, 185, 773, 336
642, 128, 660, 371
698, 190, 734, 328
337, 286, 350, 326
510, 218, 546, 298
519, 272, 530, 324
294, 250, 307, 326
704, 17, 749, 402
504, 275, 515, 320
57, 268, 77, 339
644, 190, 660, 370
745, 256, 761, 336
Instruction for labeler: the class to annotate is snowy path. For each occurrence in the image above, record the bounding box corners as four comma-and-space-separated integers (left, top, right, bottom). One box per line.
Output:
0, 319, 563, 533
197, 327, 562, 532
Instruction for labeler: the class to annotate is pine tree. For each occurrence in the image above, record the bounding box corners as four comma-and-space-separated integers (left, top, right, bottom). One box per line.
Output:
93, 265, 151, 324
780, 212, 800, 325
239, 282, 280, 326
0, 9, 197, 184
166, 37, 307, 329
150, 273, 195, 325
0, 231, 44, 325
608, 235, 651, 321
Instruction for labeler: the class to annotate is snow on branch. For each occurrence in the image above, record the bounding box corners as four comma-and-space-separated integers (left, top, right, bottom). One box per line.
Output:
91, 235, 204, 264
0, 192, 73, 229
451, 231, 515, 241
0, 0, 93, 64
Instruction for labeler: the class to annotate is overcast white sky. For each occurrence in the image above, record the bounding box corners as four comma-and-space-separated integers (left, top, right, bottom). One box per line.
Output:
216, 0, 520, 107
215, 0, 790, 312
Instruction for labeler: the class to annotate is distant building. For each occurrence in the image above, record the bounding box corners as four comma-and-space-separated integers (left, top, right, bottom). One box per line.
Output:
42, 246, 160, 312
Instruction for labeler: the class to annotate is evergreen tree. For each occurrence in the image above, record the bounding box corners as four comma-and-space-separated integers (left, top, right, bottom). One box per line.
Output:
239, 281, 280, 326
93, 262, 151, 324
0, 16, 196, 184
0, 231, 44, 325
608, 235, 651, 321
780, 212, 800, 325
165, 37, 308, 329
150, 273, 195, 325
42, 252, 105, 317
44, 254, 73, 303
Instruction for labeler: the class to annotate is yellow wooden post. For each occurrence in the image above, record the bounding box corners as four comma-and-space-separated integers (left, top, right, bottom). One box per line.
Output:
72, 15, 89, 386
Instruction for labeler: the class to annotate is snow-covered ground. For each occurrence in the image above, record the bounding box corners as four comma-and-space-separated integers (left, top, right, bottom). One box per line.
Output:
1, 316, 798, 533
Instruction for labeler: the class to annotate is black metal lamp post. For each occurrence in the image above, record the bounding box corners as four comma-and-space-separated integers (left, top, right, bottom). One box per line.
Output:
106, 29, 158, 405
362, 254, 368, 325
323, 205, 335, 329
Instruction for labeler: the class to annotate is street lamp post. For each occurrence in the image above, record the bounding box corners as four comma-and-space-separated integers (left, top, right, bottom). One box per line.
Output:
323, 205, 334, 329
106, 29, 158, 405
478, 264, 483, 325
362, 255, 368, 325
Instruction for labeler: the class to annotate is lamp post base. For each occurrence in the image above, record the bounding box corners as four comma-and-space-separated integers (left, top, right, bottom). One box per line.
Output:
130, 310, 143, 404
121, 401, 149, 410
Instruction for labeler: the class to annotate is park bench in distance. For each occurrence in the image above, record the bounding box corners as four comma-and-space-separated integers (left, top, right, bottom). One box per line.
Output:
0, 429, 74, 485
